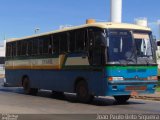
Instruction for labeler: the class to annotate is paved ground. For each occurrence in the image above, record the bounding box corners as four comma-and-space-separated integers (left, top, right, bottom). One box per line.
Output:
133, 92, 160, 101
0, 79, 160, 120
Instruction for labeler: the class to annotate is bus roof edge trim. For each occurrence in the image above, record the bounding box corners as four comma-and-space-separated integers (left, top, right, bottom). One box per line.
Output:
7, 22, 151, 43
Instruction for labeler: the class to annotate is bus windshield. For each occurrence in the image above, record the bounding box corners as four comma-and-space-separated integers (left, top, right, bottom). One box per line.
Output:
107, 30, 155, 65
134, 32, 154, 64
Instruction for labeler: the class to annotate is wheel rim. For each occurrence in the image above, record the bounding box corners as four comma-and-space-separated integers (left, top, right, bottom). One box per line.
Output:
78, 85, 87, 98
23, 78, 29, 92
76, 81, 89, 99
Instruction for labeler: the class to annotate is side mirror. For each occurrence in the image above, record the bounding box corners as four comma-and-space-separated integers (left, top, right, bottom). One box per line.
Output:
152, 35, 157, 50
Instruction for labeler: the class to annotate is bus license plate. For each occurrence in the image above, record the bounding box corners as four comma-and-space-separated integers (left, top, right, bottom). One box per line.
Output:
126, 86, 147, 91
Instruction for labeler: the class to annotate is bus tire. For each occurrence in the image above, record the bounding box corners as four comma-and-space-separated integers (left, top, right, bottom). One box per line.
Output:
76, 80, 94, 103
22, 77, 38, 95
114, 95, 130, 104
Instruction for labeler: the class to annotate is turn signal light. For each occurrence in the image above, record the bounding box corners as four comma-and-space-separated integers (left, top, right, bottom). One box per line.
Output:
108, 77, 113, 81
108, 77, 124, 81
147, 76, 158, 80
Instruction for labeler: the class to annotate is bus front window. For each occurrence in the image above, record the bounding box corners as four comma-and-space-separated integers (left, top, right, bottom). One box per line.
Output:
106, 30, 156, 65
107, 30, 135, 64
134, 32, 155, 64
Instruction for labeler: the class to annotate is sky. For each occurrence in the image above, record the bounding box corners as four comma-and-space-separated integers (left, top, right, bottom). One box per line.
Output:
0, 0, 160, 41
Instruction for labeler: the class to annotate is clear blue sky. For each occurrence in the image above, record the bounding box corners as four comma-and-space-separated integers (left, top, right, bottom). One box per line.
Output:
0, 0, 159, 41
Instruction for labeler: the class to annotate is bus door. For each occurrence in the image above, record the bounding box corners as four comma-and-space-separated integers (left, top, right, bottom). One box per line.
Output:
88, 28, 106, 66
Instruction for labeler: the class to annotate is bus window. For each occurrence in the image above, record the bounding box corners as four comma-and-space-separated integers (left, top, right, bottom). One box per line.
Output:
88, 29, 95, 47
32, 38, 38, 55
134, 33, 153, 58
52, 34, 60, 54
27, 39, 33, 56
48, 35, 53, 54
38, 38, 43, 55
6, 43, 12, 58
75, 30, 86, 52
69, 31, 76, 52
43, 36, 50, 54
60, 33, 68, 53
21, 41, 27, 56
17, 41, 22, 56
12, 42, 17, 57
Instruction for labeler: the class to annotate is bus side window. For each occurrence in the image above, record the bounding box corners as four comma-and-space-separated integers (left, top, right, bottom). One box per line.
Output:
75, 29, 86, 52
17, 41, 22, 56
88, 29, 95, 47
32, 38, 38, 55
28, 39, 33, 56
52, 34, 60, 55
38, 38, 43, 55
21, 41, 27, 56
59, 33, 68, 54
43, 36, 50, 55
12, 42, 17, 57
84, 29, 88, 51
69, 31, 76, 52
48, 35, 53, 55
88, 29, 95, 65
6, 43, 12, 59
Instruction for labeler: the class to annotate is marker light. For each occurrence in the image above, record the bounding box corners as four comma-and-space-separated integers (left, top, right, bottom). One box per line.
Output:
108, 77, 124, 81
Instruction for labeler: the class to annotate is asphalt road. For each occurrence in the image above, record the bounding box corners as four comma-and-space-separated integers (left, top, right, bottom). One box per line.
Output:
0, 78, 160, 120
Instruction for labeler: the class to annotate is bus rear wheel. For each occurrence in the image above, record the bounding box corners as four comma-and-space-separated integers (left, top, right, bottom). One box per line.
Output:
114, 95, 130, 104
76, 80, 94, 103
22, 77, 38, 95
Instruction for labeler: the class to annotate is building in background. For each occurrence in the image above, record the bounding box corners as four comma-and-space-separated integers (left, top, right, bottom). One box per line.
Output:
0, 41, 5, 78
135, 18, 148, 27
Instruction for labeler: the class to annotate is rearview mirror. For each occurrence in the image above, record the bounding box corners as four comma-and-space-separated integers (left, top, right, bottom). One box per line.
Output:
152, 35, 157, 50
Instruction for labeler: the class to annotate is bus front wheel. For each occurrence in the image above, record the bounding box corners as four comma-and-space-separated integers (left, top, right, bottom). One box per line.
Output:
22, 77, 38, 95
114, 95, 130, 104
76, 80, 94, 103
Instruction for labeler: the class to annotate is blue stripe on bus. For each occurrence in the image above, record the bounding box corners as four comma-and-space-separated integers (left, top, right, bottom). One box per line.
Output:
105, 68, 157, 78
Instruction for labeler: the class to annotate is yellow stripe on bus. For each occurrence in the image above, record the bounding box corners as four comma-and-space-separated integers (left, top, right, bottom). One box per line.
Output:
5, 65, 60, 70
59, 54, 66, 69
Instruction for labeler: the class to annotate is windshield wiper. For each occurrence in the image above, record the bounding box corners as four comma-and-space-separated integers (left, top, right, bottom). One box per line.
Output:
144, 57, 150, 65
126, 48, 136, 65
118, 60, 128, 66
137, 55, 154, 65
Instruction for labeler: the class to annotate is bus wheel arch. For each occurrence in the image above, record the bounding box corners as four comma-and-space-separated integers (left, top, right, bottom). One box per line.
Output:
74, 77, 86, 92
22, 75, 38, 95
74, 77, 94, 103
22, 75, 29, 86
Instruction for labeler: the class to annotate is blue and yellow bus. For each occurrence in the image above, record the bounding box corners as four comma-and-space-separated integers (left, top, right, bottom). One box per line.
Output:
5, 21, 158, 103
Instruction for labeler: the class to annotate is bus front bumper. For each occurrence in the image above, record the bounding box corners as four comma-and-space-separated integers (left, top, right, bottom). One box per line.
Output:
106, 81, 158, 96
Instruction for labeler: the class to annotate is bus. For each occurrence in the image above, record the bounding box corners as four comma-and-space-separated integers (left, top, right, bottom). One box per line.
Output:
5, 21, 158, 103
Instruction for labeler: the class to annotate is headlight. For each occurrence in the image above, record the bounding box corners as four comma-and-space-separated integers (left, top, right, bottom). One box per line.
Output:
108, 77, 124, 81
147, 76, 158, 80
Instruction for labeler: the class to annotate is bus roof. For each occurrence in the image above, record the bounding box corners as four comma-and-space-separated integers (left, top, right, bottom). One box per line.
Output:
7, 22, 151, 43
